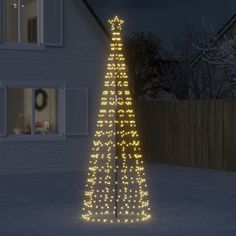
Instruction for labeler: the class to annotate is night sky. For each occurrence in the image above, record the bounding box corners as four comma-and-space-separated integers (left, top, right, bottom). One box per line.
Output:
88, 0, 236, 43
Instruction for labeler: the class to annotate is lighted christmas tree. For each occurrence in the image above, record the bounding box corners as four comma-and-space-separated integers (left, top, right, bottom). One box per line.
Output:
81, 16, 151, 223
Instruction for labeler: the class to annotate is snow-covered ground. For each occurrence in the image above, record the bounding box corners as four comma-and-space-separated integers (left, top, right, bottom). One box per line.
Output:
0, 163, 236, 236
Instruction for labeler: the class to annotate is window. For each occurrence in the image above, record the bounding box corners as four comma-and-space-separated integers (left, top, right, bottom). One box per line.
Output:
4, 0, 40, 44
35, 88, 58, 135
8, 88, 60, 136
8, 88, 32, 134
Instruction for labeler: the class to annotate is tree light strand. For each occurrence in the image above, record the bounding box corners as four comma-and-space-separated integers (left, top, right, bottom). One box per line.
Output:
81, 16, 151, 224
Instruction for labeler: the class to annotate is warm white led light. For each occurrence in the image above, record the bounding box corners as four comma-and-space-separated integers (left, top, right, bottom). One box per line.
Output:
81, 16, 151, 224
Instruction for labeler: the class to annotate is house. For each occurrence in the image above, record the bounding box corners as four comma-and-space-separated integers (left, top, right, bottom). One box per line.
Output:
0, 0, 109, 174
190, 14, 236, 99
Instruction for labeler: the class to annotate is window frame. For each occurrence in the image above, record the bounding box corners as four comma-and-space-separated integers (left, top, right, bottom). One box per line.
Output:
2, 0, 43, 45
4, 81, 65, 141
0, 81, 7, 138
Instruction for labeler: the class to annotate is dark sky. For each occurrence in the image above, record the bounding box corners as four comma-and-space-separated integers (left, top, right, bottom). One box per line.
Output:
88, 0, 236, 43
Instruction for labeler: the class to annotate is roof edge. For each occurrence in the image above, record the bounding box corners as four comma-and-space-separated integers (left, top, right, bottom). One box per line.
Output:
191, 14, 236, 66
82, 0, 110, 38
215, 14, 236, 39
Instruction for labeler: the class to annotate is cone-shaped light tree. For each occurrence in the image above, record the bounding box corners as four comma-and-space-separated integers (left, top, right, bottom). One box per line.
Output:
81, 16, 151, 223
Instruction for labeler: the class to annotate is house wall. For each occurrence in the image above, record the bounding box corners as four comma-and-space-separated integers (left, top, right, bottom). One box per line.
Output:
0, 0, 108, 174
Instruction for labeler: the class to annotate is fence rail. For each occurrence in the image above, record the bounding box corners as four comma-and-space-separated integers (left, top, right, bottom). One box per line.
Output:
135, 100, 236, 171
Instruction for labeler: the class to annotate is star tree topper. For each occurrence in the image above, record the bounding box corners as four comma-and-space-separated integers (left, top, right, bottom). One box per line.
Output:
108, 16, 125, 31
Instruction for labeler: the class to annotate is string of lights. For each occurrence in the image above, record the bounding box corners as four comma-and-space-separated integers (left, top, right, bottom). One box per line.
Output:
81, 16, 151, 224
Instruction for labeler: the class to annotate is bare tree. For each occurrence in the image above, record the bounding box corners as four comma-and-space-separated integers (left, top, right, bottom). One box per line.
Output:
124, 20, 235, 100
168, 20, 213, 99
124, 32, 166, 99
199, 36, 236, 98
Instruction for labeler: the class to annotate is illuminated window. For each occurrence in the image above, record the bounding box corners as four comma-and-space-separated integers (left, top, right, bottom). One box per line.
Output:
4, 0, 40, 44
8, 88, 59, 136
8, 88, 32, 135
35, 88, 58, 135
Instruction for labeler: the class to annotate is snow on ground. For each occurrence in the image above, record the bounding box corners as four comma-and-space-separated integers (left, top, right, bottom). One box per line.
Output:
0, 163, 236, 236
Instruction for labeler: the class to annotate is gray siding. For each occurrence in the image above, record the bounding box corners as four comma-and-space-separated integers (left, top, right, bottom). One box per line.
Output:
66, 88, 89, 136
0, 0, 108, 174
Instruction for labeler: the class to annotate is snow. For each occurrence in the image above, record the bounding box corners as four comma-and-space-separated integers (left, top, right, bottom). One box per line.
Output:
0, 163, 236, 236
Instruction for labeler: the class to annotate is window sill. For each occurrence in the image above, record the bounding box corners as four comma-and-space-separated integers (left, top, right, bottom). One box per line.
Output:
0, 43, 46, 51
3, 134, 65, 142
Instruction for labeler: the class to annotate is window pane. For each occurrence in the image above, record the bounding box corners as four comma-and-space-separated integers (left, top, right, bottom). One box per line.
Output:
35, 88, 58, 135
22, 0, 38, 43
8, 88, 32, 135
5, 0, 19, 43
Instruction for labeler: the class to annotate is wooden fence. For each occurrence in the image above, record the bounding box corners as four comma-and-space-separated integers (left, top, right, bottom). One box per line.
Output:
135, 100, 236, 171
